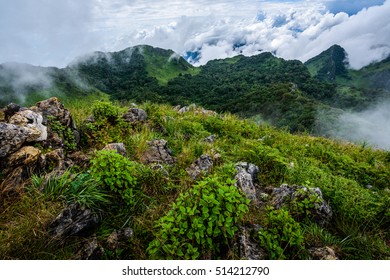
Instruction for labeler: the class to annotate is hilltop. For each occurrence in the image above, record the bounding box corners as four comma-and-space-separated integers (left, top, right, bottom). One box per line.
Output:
1, 44, 390, 143
0, 97, 389, 260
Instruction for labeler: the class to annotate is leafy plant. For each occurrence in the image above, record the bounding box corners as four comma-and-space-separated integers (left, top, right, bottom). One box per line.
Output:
147, 175, 250, 259
48, 116, 77, 151
91, 100, 120, 125
89, 150, 138, 205
258, 207, 305, 259
289, 188, 323, 221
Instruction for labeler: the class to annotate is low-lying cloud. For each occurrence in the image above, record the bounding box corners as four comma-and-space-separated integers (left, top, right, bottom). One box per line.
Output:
330, 101, 390, 150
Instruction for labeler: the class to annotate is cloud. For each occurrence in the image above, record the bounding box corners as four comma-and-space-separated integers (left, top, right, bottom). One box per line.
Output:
0, 0, 389, 69
329, 100, 390, 150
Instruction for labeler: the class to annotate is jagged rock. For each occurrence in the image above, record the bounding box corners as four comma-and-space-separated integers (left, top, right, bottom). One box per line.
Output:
9, 110, 47, 141
141, 139, 176, 164
0, 123, 40, 158
36, 97, 76, 129
308, 246, 338, 260
187, 154, 213, 180
3, 103, 22, 121
106, 228, 133, 251
48, 203, 99, 238
151, 164, 169, 177
176, 104, 216, 116
235, 225, 264, 260
40, 148, 71, 176
75, 235, 104, 260
234, 162, 260, 201
103, 143, 126, 156
67, 151, 90, 167
203, 134, 216, 143
0, 167, 25, 194
271, 184, 332, 226
122, 108, 147, 124
5, 146, 41, 168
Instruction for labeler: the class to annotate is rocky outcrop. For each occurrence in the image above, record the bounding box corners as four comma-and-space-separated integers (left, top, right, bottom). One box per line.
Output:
141, 139, 176, 164
0, 97, 80, 195
48, 203, 99, 238
187, 154, 214, 180
75, 235, 105, 260
271, 184, 332, 226
103, 143, 127, 156
122, 108, 147, 124
106, 228, 133, 251
176, 104, 216, 116
9, 110, 47, 141
234, 162, 260, 201
235, 225, 264, 260
203, 134, 216, 143
308, 246, 338, 260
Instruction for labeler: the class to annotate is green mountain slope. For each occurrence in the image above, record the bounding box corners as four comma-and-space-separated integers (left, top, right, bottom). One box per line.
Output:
1, 44, 389, 136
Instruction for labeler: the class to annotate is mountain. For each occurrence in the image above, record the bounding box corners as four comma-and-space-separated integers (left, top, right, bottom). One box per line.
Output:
304, 44, 350, 82
1, 44, 389, 135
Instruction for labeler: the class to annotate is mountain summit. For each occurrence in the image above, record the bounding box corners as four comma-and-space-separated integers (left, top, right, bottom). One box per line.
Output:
304, 44, 350, 81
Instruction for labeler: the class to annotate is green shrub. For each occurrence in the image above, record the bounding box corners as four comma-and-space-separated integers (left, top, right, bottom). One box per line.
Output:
91, 101, 120, 124
289, 188, 323, 221
48, 116, 77, 151
258, 207, 304, 259
147, 175, 250, 259
90, 150, 137, 205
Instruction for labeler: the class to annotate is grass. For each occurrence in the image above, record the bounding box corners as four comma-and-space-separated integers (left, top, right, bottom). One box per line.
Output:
1, 99, 389, 259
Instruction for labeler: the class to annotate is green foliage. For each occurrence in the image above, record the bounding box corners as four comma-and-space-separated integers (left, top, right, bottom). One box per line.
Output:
289, 188, 322, 221
147, 174, 250, 259
91, 100, 120, 124
48, 116, 77, 151
28, 170, 110, 210
258, 207, 305, 260
89, 150, 137, 205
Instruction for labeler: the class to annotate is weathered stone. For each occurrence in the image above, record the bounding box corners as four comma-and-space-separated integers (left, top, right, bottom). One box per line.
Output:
9, 110, 47, 141
271, 184, 332, 226
6, 146, 41, 168
3, 103, 22, 121
48, 203, 99, 238
141, 139, 176, 164
122, 108, 147, 124
106, 228, 133, 251
103, 143, 126, 156
203, 134, 216, 143
177, 104, 216, 116
187, 154, 213, 180
308, 246, 338, 260
75, 235, 104, 260
0, 123, 35, 158
0, 167, 25, 194
151, 164, 169, 177
235, 225, 264, 260
36, 97, 76, 129
234, 162, 259, 201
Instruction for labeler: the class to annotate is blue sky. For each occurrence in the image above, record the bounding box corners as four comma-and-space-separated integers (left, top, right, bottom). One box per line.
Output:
0, 0, 389, 68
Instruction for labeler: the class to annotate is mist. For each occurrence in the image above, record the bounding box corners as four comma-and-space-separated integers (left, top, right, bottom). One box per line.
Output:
330, 100, 390, 150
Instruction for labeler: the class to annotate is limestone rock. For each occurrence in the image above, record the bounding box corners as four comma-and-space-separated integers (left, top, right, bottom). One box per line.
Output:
187, 154, 213, 180
103, 143, 127, 156
234, 162, 260, 201
36, 97, 75, 129
75, 235, 104, 260
203, 134, 216, 143
9, 110, 47, 141
122, 108, 147, 124
6, 146, 41, 167
48, 203, 99, 238
141, 139, 176, 164
0, 123, 35, 158
3, 103, 22, 121
106, 228, 133, 251
235, 225, 264, 260
308, 246, 338, 260
271, 184, 332, 226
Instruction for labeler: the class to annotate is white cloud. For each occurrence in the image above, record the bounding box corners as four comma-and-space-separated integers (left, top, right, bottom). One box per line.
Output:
0, 0, 389, 68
